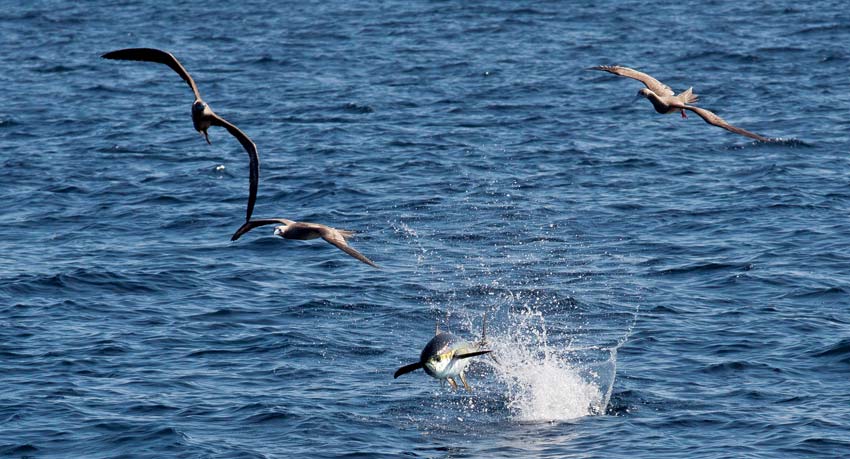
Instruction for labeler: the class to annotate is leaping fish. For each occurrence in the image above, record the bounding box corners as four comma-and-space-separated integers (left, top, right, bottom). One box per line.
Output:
591, 65, 773, 142
394, 315, 493, 391
102, 48, 260, 222
231, 218, 379, 268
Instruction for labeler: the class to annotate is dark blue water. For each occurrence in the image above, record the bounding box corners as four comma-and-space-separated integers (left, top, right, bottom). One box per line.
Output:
2, 1, 850, 457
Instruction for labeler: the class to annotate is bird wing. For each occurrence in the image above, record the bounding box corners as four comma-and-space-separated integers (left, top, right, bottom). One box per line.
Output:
231, 218, 292, 241
210, 114, 260, 222
102, 48, 202, 100
591, 65, 675, 97
319, 228, 380, 268
394, 362, 423, 378
683, 106, 770, 142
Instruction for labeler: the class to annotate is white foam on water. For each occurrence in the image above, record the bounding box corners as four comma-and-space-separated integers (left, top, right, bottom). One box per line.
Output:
487, 307, 610, 422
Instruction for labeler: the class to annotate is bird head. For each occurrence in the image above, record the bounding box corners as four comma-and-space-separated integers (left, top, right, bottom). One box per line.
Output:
273, 225, 287, 237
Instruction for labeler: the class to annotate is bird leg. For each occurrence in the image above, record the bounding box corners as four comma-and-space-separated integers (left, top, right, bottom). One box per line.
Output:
680, 110, 688, 119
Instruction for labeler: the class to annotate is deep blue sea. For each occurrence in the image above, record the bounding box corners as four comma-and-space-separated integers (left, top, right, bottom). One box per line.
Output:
3, 1, 850, 457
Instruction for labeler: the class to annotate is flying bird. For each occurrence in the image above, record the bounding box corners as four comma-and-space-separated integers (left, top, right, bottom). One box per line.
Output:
591, 65, 772, 142
231, 218, 379, 268
102, 47, 260, 222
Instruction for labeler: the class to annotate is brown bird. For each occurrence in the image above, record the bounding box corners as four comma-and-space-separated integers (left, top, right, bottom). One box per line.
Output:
102, 47, 260, 222
231, 218, 379, 268
591, 65, 772, 142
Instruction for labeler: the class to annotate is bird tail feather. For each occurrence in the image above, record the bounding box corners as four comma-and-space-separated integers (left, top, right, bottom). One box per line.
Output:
677, 87, 699, 104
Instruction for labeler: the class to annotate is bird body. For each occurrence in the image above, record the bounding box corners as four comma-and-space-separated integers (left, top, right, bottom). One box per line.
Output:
191, 100, 214, 141
639, 86, 699, 115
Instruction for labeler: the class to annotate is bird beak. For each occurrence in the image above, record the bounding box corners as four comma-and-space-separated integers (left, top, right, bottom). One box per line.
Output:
273, 227, 284, 237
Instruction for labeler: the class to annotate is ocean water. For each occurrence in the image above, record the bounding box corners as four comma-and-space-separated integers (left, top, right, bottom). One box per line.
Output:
2, 0, 850, 457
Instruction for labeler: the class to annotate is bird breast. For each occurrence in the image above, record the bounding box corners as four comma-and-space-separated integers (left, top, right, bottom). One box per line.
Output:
645, 94, 673, 114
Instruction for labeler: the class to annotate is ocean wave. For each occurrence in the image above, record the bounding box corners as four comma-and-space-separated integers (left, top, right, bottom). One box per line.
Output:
654, 261, 754, 276
0, 444, 38, 455
810, 338, 850, 363
699, 360, 782, 374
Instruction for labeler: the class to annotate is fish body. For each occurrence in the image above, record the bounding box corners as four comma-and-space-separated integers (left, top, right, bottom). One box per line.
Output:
394, 318, 493, 391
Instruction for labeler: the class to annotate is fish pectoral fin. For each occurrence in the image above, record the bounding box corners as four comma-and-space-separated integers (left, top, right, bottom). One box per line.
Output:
393, 362, 423, 379
447, 377, 458, 391
454, 350, 492, 360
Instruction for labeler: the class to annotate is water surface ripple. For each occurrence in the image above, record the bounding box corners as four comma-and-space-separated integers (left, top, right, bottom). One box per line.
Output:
2, 1, 850, 458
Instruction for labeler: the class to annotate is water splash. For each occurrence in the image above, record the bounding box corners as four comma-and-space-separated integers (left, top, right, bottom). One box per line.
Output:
486, 307, 609, 422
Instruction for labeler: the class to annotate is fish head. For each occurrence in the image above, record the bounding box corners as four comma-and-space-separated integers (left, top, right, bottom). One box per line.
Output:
420, 332, 465, 378
423, 348, 455, 378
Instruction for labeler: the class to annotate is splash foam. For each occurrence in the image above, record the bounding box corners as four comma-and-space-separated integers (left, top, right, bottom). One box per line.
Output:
488, 308, 608, 422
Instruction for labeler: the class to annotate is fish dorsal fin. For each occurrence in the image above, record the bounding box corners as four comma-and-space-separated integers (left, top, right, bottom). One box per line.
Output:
435, 317, 440, 336
481, 312, 487, 343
